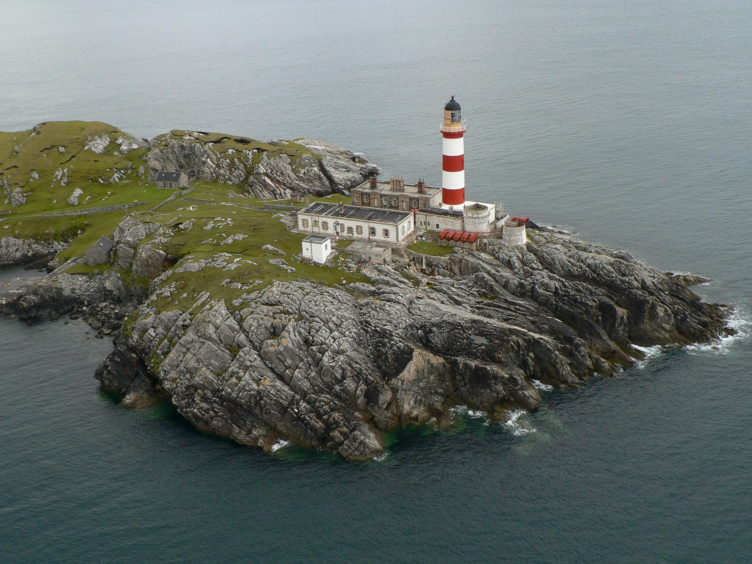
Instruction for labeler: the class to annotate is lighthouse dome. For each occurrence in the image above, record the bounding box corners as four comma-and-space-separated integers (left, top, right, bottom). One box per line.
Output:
444, 96, 461, 111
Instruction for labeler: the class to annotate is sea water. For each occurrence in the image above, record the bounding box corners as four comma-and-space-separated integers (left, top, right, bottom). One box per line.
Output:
1, 1, 751, 561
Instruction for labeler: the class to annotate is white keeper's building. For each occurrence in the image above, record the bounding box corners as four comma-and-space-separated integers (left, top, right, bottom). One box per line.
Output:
297, 201, 415, 244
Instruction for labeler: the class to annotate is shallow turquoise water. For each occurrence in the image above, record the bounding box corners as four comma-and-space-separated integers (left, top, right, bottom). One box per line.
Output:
1, 1, 751, 562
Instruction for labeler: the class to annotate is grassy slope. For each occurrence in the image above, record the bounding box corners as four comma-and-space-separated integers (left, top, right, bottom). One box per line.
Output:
137, 185, 367, 311
0, 121, 151, 215
0, 122, 430, 315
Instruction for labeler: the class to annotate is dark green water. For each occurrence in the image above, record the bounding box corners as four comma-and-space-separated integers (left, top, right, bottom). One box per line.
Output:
1, 1, 751, 561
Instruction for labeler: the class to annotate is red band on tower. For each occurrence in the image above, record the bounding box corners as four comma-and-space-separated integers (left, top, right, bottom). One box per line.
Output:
442, 188, 466, 205
442, 154, 464, 172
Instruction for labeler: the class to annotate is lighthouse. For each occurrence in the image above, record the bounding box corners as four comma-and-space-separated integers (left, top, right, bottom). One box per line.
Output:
440, 96, 467, 207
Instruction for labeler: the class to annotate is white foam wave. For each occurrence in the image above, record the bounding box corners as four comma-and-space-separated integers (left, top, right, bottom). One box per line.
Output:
373, 452, 389, 463
542, 224, 577, 235
450, 405, 490, 425
270, 439, 290, 453
686, 306, 751, 355
631, 344, 663, 368
532, 379, 553, 392
450, 405, 487, 419
503, 409, 536, 436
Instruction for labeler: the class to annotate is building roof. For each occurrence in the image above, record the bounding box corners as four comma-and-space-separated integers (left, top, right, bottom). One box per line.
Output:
303, 235, 330, 244
95, 235, 114, 251
418, 207, 464, 217
445, 96, 461, 111
156, 171, 181, 181
353, 180, 440, 196
300, 202, 411, 224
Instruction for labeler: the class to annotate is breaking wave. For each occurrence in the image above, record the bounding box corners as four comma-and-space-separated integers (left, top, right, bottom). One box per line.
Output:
686, 305, 751, 355
450, 405, 491, 426
532, 379, 553, 392
503, 409, 536, 436
270, 439, 290, 453
631, 344, 663, 369
450, 405, 489, 422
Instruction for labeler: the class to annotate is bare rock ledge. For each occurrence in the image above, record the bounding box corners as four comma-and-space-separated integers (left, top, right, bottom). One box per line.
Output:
1, 227, 733, 460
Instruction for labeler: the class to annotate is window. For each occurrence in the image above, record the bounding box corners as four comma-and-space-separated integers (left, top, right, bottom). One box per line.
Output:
346, 226, 353, 235
369, 226, 376, 236
435, 223, 440, 229
356, 225, 363, 235
383, 228, 390, 238
321, 221, 329, 231
301, 219, 309, 228
313, 220, 319, 228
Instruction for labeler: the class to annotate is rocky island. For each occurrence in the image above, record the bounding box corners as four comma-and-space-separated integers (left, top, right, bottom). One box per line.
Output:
0, 120, 733, 460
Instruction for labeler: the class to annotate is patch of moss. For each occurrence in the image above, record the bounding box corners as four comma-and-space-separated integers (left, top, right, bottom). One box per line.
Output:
407, 241, 455, 257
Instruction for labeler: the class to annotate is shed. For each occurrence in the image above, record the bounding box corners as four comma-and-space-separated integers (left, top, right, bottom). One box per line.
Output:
302, 235, 332, 264
83, 235, 114, 266
155, 171, 188, 189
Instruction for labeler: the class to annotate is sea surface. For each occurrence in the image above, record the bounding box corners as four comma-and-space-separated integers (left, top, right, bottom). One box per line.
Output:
1, 1, 751, 562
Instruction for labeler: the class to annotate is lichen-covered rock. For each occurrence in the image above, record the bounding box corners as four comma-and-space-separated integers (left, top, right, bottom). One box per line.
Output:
4, 185, 27, 207
67, 187, 84, 206
84, 134, 110, 154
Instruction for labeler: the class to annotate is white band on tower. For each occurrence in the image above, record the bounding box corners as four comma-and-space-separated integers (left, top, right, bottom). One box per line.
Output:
442, 137, 464, 157
442, 170, 465, 190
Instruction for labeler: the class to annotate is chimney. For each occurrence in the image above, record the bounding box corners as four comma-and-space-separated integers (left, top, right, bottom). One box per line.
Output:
369, 176, 377, 189
417, 179, 426, 194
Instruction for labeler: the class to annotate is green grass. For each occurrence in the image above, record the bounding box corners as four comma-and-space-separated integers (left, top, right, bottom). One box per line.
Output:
140, 199, 367, 311
0, 121, 150, 215
407, 241, 456, 256
1, 122, 367, 315
309, 193, 350, 204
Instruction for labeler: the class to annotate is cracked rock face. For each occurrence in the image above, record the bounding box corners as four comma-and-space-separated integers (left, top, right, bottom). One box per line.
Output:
147, 136, 377, 199
83, 229, 732, 460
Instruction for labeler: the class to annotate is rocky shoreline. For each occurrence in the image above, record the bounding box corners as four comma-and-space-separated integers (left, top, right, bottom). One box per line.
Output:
0, 121, 735, 460
0, 225, 734, 460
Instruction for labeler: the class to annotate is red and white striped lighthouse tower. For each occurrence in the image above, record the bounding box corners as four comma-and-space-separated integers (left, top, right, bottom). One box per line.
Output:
441, 96, 467, 207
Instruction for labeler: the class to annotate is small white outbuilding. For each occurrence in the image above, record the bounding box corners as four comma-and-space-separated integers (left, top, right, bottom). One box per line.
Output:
302, 234, 332, 264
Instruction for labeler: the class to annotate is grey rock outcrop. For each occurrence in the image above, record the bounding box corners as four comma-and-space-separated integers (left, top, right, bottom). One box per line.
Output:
86, 229, 732, 460
4, 185, 27, 207
147, 134, 377, 199
84, 134, 110, 154
67, 188, 84, 206
0, 237, 67, 266
112, 217, 161, 272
